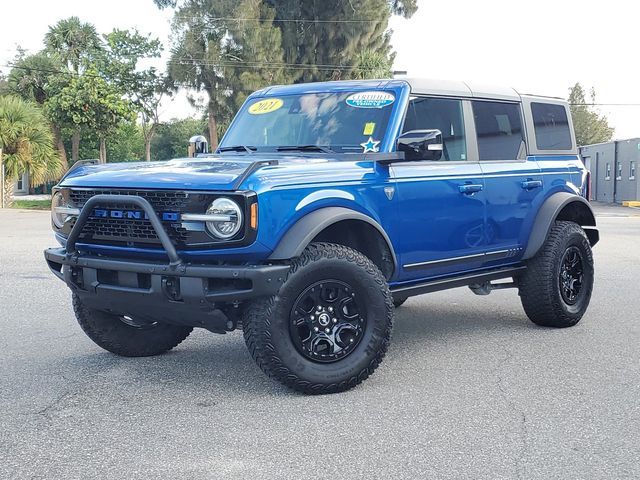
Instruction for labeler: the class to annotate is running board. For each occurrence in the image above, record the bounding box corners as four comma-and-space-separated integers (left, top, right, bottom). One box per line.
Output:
390, 266, 526, 298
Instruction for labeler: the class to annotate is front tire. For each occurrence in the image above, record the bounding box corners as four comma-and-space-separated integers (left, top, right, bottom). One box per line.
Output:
242, 243, 394, 394
73, 294, 193, 357
519, 221, 594, 328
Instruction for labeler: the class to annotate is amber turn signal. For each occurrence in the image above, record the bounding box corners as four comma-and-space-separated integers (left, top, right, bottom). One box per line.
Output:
250, 202, 258, 229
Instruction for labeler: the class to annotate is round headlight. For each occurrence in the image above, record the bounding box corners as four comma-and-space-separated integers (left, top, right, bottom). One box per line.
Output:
205, 198, 243, 239
51, 191, 67, 229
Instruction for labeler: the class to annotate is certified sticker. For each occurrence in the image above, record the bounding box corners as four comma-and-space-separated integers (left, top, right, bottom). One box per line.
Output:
346, 91, 395, 109
248, 98, 284, 115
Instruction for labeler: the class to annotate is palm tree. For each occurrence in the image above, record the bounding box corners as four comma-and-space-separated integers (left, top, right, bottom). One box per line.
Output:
7, 52, 69, 167
350, 50, 393, 80
45, 17, 102, 161
45, 17, 101, 74
0, 96, 62, 207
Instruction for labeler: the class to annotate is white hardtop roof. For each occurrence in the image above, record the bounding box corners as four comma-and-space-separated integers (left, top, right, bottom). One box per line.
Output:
404, 77, 567, 104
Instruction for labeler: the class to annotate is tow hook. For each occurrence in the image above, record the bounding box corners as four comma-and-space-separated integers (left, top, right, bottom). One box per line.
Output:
162, 276, 182, 301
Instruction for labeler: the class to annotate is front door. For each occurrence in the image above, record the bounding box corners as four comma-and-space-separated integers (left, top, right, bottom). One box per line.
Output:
390, 97, 486, 282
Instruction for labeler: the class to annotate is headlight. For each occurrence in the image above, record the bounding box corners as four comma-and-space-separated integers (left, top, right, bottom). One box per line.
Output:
205, 197, 243, 239
51, 191, 78, 229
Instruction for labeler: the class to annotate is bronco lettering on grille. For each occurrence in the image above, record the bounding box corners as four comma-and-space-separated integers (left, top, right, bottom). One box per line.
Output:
92, 209, 179, 222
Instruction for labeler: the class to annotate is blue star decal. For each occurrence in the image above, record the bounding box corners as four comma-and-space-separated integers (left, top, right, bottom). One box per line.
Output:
360, 137, 380, 153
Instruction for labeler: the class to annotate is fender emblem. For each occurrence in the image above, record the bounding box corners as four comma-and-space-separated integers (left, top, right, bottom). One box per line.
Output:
384, 186, 395, 200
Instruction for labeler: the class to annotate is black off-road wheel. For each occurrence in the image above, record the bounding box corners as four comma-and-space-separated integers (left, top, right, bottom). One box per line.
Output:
519, 221, 594, 328
242, 243, 394, 394
73, 294, 193, 357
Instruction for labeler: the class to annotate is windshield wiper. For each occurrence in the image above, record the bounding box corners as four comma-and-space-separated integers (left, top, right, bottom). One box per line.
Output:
276, 145, 335, 154
218, 145, 257, 154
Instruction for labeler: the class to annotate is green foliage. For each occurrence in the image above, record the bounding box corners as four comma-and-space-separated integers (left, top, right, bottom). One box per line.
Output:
101, 28, 166, 114
349, 49, 393, 80
226, 0, 290, 108
0, 95, 62, 183
73, 121, 146, 162
11, 199, 51, 210
7, 52, 67, 105
267, 0, 413, 83
46, 68, 135, 140
101, 29, 168, 160
568, 83, 614, 146
168, 0, 287, 146
152, 117, 207, 160
45, 17, 102, 73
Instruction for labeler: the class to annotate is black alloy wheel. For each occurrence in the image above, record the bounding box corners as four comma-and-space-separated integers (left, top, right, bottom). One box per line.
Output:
289, 280, 365, 363
559, 246, 584, 305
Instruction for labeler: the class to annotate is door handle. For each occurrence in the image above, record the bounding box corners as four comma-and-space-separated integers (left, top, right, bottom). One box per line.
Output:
521, 179, 543, 190
459, 184, 483, 195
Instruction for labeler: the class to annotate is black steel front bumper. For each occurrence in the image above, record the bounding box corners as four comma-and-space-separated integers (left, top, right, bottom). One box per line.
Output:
44, 194, 289, 333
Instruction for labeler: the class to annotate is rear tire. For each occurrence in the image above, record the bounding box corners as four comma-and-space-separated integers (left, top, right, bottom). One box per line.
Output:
519, 221, 594, 328
242, 243, 394, 394
72, 294, 193, 357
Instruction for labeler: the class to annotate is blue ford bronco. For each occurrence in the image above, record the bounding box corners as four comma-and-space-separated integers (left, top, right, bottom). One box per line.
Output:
45, 79, 598, 394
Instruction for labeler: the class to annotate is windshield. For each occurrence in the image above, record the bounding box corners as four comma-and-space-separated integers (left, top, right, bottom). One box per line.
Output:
220, 90, 396, 154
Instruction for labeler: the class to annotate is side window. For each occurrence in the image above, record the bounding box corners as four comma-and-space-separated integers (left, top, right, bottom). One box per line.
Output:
631, 161, 636, 180
531, 102, 572, 150
616, 162, 623, 181
605, 163, 611, 180
472, 101, 524, 160
402, 97, 467, 161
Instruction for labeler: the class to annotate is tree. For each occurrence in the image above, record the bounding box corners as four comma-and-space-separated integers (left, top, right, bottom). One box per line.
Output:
167, 0, 287, 149
349, 49, 393, 80
102, 29, 168, 161
45, 17, 103, 161
7, 52, 70, 166
152, 117, 207, 160
0, 96, 61, 206
568, 83, 614, 146
265, 0, 416, 82
47, 68, 135, 163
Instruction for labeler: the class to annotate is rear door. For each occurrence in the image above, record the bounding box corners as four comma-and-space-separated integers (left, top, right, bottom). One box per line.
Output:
390, 96, 486, 282
473, 100, 543, 265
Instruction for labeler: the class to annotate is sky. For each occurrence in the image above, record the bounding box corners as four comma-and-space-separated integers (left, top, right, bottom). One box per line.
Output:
1, 0, 639, 139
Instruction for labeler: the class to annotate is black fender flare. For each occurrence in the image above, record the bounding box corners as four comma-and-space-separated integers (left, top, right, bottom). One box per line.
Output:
268, 207, 398, 272
522, 192, 598, 260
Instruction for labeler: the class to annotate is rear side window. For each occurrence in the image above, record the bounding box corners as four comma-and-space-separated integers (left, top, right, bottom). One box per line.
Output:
531, 102, 572, 150
472, 101, 524, 160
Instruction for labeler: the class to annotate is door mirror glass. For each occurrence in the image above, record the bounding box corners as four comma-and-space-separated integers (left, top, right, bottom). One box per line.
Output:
397, 129, 443, 161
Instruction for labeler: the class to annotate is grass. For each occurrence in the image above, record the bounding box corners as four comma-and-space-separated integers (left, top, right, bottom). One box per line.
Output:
11, 199, 51, 210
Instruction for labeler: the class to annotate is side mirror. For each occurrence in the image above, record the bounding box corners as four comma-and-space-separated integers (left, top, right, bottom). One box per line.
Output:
397, 129, 443, 161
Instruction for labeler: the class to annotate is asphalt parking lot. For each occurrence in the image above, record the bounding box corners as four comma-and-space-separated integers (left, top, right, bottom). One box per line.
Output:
1, 206, 639, 479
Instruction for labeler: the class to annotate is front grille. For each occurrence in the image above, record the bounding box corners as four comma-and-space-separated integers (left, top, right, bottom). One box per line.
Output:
59, 188, 255, 251
69, 189, 191, 211
65, 189, 203, 248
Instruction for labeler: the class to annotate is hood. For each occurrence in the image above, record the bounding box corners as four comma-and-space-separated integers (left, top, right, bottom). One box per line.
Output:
58, 154, 377, 191
60, 157, 261, 191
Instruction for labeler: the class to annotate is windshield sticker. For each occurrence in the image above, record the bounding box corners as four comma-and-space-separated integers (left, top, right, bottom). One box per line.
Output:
248, 98, 284, 115
346, 91, 395, 109
360, 137, 380, 153
363, 122, 376, 136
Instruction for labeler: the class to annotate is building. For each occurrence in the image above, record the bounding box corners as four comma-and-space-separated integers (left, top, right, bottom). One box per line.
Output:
13, 171, 29, 195
580, 138, 639, 203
